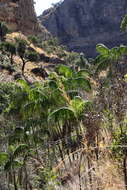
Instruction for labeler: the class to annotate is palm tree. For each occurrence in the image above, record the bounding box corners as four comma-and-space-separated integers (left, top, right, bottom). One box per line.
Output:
95, 43, 127, 76
95, 42, 127, 190
55, 64, 91, 93
3, 61, 92, 187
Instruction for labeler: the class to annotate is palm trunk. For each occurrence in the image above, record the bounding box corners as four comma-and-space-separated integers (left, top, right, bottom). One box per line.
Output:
18, 168, 23, 187
24, 166, 28, 190
57, 143, 66, 168
13, 171, 18, 190
87, 156, 93, 190
78, 152, 83, 190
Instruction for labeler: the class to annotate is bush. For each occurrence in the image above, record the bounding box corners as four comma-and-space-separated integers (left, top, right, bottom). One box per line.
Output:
25, 51, 39, 62
0, 22, 9, 41
28, 35, 39, 45
0, 42, 16, 64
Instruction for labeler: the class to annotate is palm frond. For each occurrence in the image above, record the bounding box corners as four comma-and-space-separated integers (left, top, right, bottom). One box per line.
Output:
4, 160, 23, 171
48, 80, 58, 89
110, 47, 121, 61
13, 144, 29, 159
64, 77, 91, 92
96, 59, 109, 73
55, 64, 73, 78
76, 69, 90, 78
17, 79, 30, 91
67, 90, 79, 98
119, 45, 127, 56
0, 152, 9, 166
72, 77, 91, 92
120, 14, 127, 31
96, 44, 109, 55
4, 160, 12, 171
48, 107, 75, 123
9, 127, 24, 144
70, 96, 86, 117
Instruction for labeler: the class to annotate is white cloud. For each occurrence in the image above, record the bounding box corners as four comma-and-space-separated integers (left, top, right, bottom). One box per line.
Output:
34, 0, 61, 16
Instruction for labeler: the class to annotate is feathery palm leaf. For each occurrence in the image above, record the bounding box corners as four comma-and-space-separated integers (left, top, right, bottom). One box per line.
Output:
121, 14, 127, 31
56, 64, 73, 78
65, 77, 91, 92
119, 45, 127, 56
96, 58, 110, 73
0, 152, 9, 166
4, 160, 23, 171
48, 107, 75, 123
76, 69, 90, 78
96, 44, 110, 55
95, 44, 123, 73
13, 144, 29, 159
70, 96, 86, 117
110, 47, 121, 61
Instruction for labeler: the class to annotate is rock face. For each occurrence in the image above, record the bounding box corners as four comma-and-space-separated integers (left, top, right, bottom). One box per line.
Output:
40, 0, 127, 57
0, 0, 50, 40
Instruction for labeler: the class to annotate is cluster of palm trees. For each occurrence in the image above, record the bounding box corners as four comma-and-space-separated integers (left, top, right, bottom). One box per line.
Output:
1, 15, 127, 190
0, 61, 92, 189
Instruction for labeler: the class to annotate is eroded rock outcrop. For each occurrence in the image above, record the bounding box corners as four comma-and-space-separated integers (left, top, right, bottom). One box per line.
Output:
40, 0, 127, 57
0, 0, 50, 40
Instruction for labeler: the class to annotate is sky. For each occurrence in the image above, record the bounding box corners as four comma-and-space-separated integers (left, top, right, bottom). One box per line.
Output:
34, 0, 61, 16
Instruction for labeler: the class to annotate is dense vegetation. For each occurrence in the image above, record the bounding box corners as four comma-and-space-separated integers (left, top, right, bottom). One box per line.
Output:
0, 16, 127, 190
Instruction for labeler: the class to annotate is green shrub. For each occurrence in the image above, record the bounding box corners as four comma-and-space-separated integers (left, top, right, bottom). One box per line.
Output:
28, 35, 39, 45
0, 22, 9, 41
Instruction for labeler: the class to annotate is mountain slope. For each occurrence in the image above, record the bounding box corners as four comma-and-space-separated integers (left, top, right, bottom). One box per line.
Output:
0, 0, 50, 40
40, 0, 127, 56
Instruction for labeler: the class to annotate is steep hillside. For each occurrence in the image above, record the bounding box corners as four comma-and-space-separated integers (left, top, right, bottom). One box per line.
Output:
40, 0, 127, 56
0, 32, 66, 83
0, 0, 50, 40
1, 2, 127, 190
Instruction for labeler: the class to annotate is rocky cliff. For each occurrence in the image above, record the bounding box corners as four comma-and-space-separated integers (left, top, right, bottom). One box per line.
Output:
0, 0, 50, 40
40, 0, 127, 57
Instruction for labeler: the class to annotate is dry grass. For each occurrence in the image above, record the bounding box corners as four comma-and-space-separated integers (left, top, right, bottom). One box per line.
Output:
53, 133, 125, 190
55, 155, 125, 190
3, 32, 59, 82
